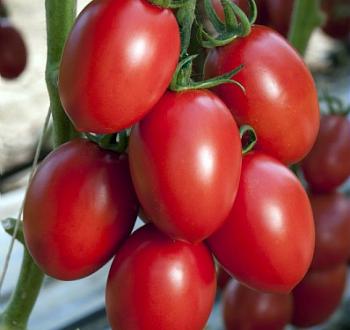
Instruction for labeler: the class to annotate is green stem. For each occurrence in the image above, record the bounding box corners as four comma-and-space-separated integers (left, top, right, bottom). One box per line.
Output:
288, 0, 324, 56
45, 0, 79, 147
0, 1, 77, 329
0, 251, 44, 330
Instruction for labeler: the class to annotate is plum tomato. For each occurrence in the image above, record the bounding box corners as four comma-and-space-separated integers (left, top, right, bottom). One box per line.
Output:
204, 25, 319, 165
309, 193, 350, 271
291, 263, 347, 327
223, 279, 293, 330
105, 224, 216, 330
58, 0, 180, 134
128, 90, 242, 243
0, 18, 27, 79
23, 139, 139, 280
207, 152, 315, 293
301, 115, 350, 193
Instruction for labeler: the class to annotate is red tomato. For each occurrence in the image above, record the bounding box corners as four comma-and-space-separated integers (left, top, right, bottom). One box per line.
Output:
265, 0, 294, 37
322, 0, 350, 40
309, 193, 350, 271
106, 224, 216, 330
0, 18, 27, 79
23, 139, 138, 280
292, 263, 347, 327
204, 25, 319, 165
223, 279, 293, 330
207, 152, 315, 293
301, 115, 350, 193
217, 266, 232, 290
58, 0, 180, 134
128, 90, 242, 243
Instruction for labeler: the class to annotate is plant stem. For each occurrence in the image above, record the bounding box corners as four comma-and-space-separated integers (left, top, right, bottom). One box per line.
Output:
46, 0, 79, 147
0, 1, 77, 329
288, 0, 324, 56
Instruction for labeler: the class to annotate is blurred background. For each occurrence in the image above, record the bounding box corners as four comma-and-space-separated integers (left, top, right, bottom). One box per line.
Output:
1, 0, 350, 329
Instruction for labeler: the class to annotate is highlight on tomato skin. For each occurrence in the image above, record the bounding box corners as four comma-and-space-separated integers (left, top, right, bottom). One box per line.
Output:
207, 152, 315, 294
291, 263, 347, 328
309, 192, 350, 271
301, 115, 350, 193
105, 224, 217, 330
204, 25, 320, 165
0, 18, 27, 79
128, 89, 242, 243
223, 279, 293, 330
58, 0, 180, 134
23, 138, 139, 281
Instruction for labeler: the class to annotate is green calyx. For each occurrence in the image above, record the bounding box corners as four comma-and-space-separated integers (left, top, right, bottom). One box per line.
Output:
86, 130, 130, 153
240, 124, 257, 154
170, 55, 245, 91
199, 0, 257, 48
148, 0, 191, 9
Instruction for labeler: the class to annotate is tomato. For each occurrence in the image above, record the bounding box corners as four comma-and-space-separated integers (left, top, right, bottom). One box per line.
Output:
223, 279, 293, 330
129, 90, 242, 243
23, 139, 138, 280
309, 193, 350, 271
265, 0, 294, 37
106, 224, 216, 330
207, 152, 315, 293
204, 25, 319, 165
301, 115, 350, 193
0, 18, 27, 79
291, 263, 347, 327
58, 0, 180, 134
322, 0, 350, 40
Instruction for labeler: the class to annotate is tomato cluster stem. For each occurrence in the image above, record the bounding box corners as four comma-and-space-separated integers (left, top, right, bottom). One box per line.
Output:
0, 1, 78, 329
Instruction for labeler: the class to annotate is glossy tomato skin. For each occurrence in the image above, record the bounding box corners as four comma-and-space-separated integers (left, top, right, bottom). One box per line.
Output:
0, 18, 27, 79
309, 193, 350, 271
204, 25, 319, 165
129, 90, 242, 243
223, 279, 293, 330
207, 152, 315, 293
59, 0, 180, 134
106, 224, 216, 330
23, 139, 139, 280
292, 264, 347, 327
301, 115, 350, 193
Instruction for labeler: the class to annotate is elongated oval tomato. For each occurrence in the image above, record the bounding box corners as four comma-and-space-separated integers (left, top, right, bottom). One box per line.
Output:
309, 193, 350, 271
23, 139, 139, 280
292, 264, 347, 327
204, 25, 319, 165
0, 18, 27, 79
301, 115, 350, 193
223, 279, 293, 330
106, 224, 216, 330
207, 152, 315, 293
129, 90, 242, 243
59, 0, 180, 133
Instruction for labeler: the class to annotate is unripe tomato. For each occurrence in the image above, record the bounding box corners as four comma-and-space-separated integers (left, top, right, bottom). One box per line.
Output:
207, 152, 315, 293
291, 264, 347, 327
204, 25, 319, 165
129, 90, 242, 243
23, 139, 138, 280
0, 18, 27, 79
301, 115, 350, 193
106, 224, 216, 330
223, 279, 293, 330
59, 0, 180, 134
309, 193, 350, 271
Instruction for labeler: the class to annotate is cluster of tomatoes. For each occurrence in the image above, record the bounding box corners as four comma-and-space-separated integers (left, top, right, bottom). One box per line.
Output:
0, 0, 27, 79
20, 0, 330, 328
218, 109, 350, 329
